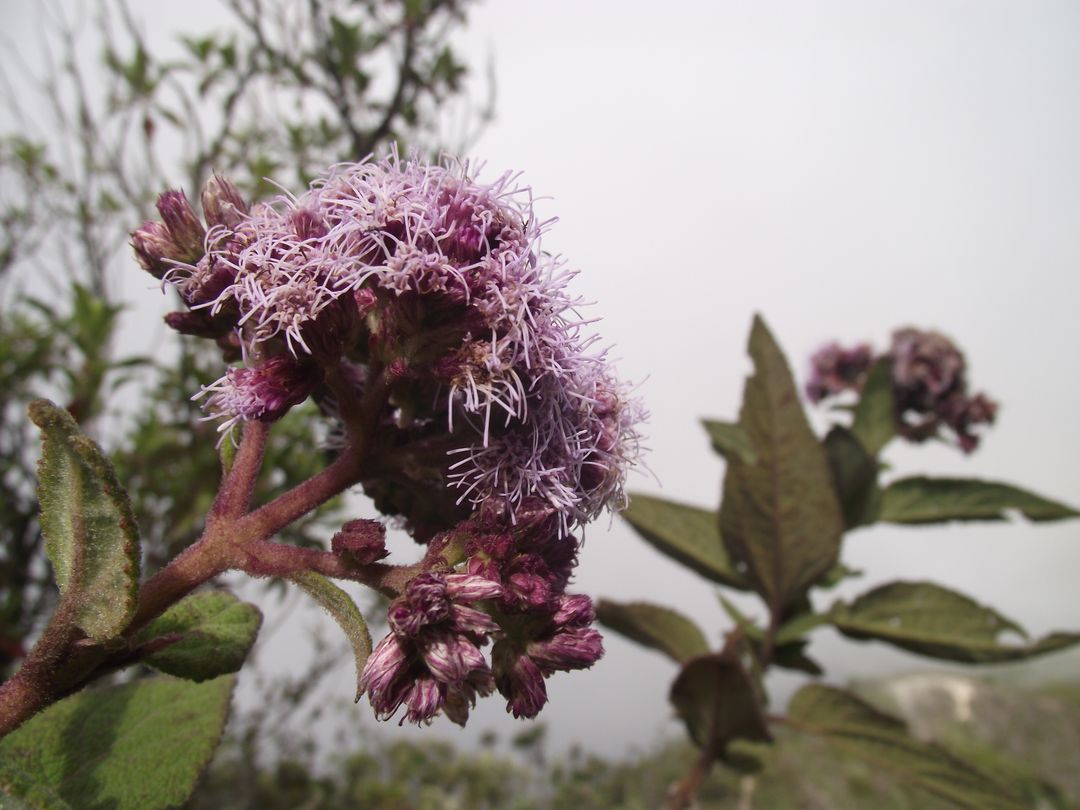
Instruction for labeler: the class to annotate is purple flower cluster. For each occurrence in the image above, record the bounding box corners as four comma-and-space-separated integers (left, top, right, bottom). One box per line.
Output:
132, 153, 644, 534
359, 527, 603, 725
806, 327, 997, 453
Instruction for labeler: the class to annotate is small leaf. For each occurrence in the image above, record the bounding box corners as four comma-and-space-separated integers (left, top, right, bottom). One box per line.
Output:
29, 399, 139, 641
787, 684, 1030, 809
824, 426, 881, 529
0, 676, 235, 810
850, 358, 896, 456
719, 316, 845, 613
670, 649, 771, 752
621, 494, 748, 589
829, 581, 1080, 663
701, 419, 757, 465
138, 591, 262, 682
289, 572, 371, 699
717, 596, 825, 675
596, 600, 709, 664
879, 476, 1080, 524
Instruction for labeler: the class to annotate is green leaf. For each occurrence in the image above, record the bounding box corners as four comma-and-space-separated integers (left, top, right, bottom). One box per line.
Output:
701, 419, 757, 465
879, 476, 1080, 524
669, 649, 771, 752
850, 358, 896, 456
787, 685, 1030, 809
829, 581, 1080, 663
0, 676, 235, 810
595, 600, 709, 664
717, 596, 825, 675
29, 399, 139, 641
621, 494, 748, 589
289, 572, 371, 699
719, 316, 845, 612
138, 591, 262, 682
824, 426, 881, 529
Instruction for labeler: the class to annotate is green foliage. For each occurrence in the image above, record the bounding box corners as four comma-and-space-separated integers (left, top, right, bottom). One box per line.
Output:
595, 600, 709, 664
823, 426, 881, 529
878, 476, 1080, 524
29, 399, 139, 642
619, 494, 748, 589
787, 684, 1030, 809
669, 645, 770, 753
849, 358, 896, 456
718, 315, 844, 612
700, 419, 757, 465
289, 572, 372, 700
138, 590, 262, 682
0, 675, 236, 810
830, 581, 1080, 663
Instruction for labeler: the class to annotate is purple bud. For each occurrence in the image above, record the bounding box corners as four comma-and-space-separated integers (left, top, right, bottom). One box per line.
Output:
331, 519, 388, 564
359, 634, 409, 717
198, 356, 320, 430
201, 175, 248, 230
493, 645, 548, 719
156, 190, 206, 262
551, 594, 595, 628
444, 572, 502, 602
507, 571, 553, 609
131, 221, 180, 279
421, 631, 488, 683
163, 310, 233, 339
447, 604, 500, 636
805, 341, 873, 403
403, 676, 444, 725
527, 626, 604, 674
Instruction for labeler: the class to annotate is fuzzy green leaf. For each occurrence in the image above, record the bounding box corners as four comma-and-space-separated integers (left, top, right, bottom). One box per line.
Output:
850, 358, 896, 456
829, 581, 1080, 663
719, 316, 844, 612
879, 476, 1080, 524
621, 494, 748, 589
670, 649, 771, 751
787, 684, 1030, 809
289, 572, 371, 700
29, 399, 139, 641
596, 600, 710, 664
138, 591, 262, 682
824, 426, 881, 529
701, 419, 758, 465
0, 675, 235, 810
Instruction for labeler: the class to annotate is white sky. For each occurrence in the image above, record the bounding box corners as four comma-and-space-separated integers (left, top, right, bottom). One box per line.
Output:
3, 0, 1080, 759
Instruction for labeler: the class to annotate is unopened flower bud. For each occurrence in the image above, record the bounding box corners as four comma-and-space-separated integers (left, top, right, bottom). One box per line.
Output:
493, 643, 548, 719
131, 221, 181, 279
444, 572, 502, 602
403, 676, 444, 725
331, 519, 388, 564
527, 626, 604, 673
551, 593, 595, 628
201, 175, 249, 230
156, 190, 206, 262
163, 310, 233, 339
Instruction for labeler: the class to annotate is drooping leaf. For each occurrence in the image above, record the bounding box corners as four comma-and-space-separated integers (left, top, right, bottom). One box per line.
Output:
787, 684, 1029, 809
29, 399, 140, 641
621, 493, 748, 589
138, 591, 262, 682
669, 648, 771, 752
700, 419, 757, 465
824, 426, 881, 529
829, 581, 1080, 663
596, 600, 709, 664
0, 676, 235, 810
289, 572, 371, 699
879, 477, 1080, 524
850, 358, 896, 456
719, 316, 845, 612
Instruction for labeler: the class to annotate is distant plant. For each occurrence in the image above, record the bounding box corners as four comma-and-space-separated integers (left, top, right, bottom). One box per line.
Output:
599, 315, 1079, 810
0, 153, 643, 808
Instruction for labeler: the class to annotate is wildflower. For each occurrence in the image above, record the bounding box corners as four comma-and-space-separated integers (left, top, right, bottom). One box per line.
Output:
196, 356, 320, 434
805, 342, 873, 403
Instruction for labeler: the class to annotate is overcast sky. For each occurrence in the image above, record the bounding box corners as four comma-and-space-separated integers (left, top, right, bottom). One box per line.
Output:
4, 0, 1080, 759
